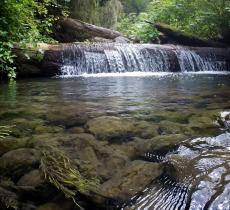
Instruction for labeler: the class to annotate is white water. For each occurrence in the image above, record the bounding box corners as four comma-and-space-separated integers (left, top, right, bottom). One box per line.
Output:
58, 71, 230, 78
60, 44, 229, 76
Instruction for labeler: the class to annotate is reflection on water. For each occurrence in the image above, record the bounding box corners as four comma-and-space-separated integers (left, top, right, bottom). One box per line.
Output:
0, 73, 230, 209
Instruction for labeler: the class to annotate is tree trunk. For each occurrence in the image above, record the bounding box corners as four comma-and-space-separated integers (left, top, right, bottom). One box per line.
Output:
149, 22, 226, 48
53, 18, 123, 42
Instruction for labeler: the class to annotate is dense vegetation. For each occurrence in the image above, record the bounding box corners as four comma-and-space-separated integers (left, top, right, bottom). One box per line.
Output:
0, 0, 229, 78
118, 0, 230, 42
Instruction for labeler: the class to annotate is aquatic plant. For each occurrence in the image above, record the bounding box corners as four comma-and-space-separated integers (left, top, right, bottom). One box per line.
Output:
40, 146, 98, 209
0, 126, 12, 139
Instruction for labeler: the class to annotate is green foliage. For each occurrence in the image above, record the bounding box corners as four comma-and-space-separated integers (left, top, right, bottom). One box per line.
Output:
40, 146, 98, 209
117, 13, 159, 42
118, 0, 230, 42
147, 0, 230, 39
122, 0, 150, 14
0, 42, 16, 79
0, 0, 66, 79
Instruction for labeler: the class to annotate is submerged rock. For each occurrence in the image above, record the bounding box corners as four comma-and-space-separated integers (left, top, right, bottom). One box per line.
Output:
17, 169, 44, 187
0, 148, 40, 179
158, 120, 191, 135
148, 134, 187, 151
0, 136, 31, 156
68, 126, 85, 134
99, 160, 162, 201
46, 108, 88, 128
134, 121, 159, 139
86, 116, 135, 141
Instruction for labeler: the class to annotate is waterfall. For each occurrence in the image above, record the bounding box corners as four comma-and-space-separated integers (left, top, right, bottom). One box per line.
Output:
60, 43, 229, 76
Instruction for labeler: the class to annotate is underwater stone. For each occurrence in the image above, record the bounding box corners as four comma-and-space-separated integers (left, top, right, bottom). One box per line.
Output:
158, 120, 192, 135
17, 169, 44, 187
100, 160, 162, 200
148, 134, 187, 151
46, 111, 88, 128
86, 116, 135, 141
0, 137, 31, 156
0, 148, 40, 179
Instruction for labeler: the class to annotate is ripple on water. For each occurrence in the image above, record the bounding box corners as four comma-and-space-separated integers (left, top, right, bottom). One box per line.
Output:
124, 132, 230, 210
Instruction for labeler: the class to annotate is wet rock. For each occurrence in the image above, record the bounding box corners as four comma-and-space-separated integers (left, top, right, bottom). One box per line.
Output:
0, 148, 40, 179
189, 115, 218, 136
58, 133, 129, 181
68, 126, 85, 134
46, 111, 88, 128
0, 136, 31, 156
134, 121, 159, 139
17, 169, 44, 187
119, 137, 152, 159
100, 160, 162, 201
159, 120, 192, 135
86, 116, 135, 141
148, 134, 187, 151
34, 125, 64, 134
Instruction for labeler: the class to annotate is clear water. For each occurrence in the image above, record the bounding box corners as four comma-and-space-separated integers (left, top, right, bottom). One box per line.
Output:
0, 73, 230, 210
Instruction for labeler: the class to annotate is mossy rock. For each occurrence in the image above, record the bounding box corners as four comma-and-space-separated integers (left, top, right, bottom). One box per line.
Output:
148, 134, 187, 151
46, 111, 88, 128
99, 160, 162, 201
86, 116, 135, 141
134, 121, 159, 139
34, 125, 64, 134
158, 120, 192, 135
0, 148, 40, 179
0, 137, 32, 156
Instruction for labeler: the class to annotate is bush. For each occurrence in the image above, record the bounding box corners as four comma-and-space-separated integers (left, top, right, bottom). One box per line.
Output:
117, 12, 158, 42
0, 0, 65, 79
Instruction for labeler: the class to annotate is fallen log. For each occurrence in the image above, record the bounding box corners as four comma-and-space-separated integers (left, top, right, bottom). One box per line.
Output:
53, 18, 123, 42
148, 22, 226, 47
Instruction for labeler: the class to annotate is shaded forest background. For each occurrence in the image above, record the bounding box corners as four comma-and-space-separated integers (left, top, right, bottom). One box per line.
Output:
1, 0, 230, 78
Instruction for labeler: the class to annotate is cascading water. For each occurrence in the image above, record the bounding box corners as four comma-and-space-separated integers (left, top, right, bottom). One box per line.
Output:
60, 43, 229, 76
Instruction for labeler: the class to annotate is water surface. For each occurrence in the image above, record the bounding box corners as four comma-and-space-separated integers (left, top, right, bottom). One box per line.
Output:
0, 73, 230, 210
